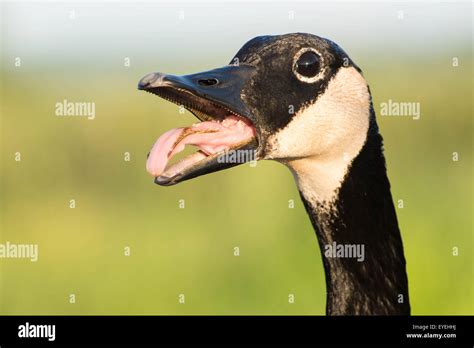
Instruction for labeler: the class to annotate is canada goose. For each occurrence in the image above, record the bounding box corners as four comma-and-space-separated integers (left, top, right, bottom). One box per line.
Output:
138, 33, 410, 315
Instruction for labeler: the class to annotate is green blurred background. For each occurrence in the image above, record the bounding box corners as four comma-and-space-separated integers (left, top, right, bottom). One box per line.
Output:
0, 1, 472, 315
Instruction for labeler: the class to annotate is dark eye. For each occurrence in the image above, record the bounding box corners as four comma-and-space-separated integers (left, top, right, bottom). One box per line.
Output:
295, 51, 321, 78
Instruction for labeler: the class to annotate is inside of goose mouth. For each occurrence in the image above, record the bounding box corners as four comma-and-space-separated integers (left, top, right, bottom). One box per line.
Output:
144, 87, 258, 184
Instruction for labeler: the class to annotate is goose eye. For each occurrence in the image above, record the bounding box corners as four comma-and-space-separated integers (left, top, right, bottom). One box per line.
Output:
294, 51, 321, 79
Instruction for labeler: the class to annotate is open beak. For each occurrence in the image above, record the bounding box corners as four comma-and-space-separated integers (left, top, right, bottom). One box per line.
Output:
138, 65, 259, 186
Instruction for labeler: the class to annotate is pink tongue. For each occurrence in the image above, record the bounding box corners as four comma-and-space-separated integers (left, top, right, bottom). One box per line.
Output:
146, 116, 255, 177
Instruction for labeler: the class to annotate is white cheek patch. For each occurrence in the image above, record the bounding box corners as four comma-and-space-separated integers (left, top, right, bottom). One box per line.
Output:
266, 67, 371, 204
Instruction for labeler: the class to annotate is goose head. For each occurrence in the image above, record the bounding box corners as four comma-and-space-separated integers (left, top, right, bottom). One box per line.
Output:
139, 33, 372, 203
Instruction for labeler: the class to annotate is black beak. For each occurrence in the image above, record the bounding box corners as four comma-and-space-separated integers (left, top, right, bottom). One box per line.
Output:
138, 65, 256, 124
138, 65, 259, 186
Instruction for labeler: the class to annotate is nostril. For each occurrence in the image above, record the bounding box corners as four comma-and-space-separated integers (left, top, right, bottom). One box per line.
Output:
198, 78, 219, 87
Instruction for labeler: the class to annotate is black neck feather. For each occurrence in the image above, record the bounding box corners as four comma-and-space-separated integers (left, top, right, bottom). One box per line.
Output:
299, 110, 410, 315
